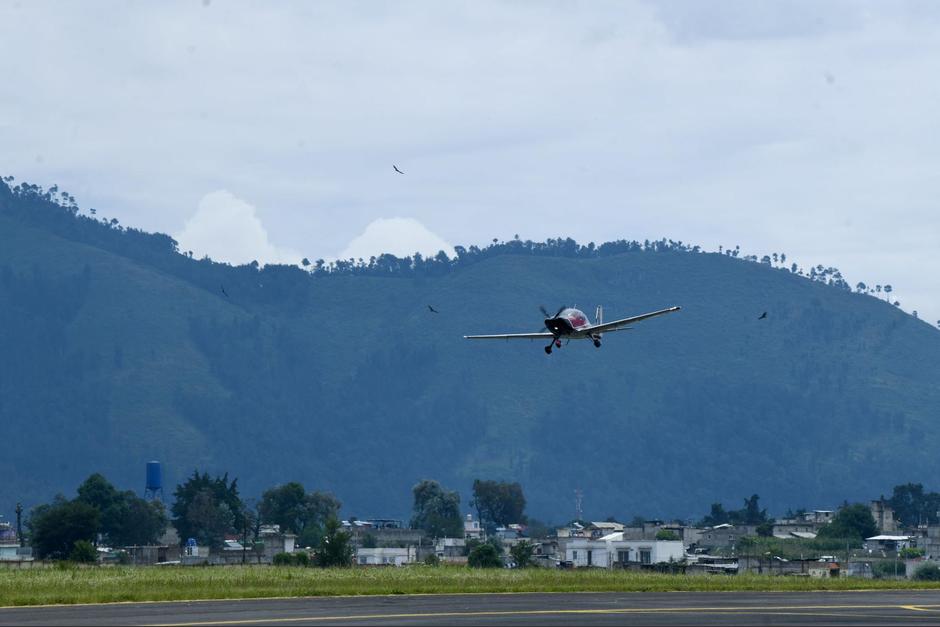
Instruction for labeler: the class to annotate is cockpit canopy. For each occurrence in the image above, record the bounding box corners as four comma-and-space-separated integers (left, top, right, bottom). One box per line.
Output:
561, 308, 590, 329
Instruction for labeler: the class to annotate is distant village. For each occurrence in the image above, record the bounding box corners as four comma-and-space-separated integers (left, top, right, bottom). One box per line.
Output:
3, 463, 939, 580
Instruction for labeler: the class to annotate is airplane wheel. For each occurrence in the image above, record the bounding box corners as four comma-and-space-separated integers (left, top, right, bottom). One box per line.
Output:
593, 340, 601, 348
544, 346, 552, 355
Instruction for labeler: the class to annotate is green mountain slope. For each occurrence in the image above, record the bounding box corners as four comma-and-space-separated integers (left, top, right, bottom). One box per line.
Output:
2, 180, 939, 522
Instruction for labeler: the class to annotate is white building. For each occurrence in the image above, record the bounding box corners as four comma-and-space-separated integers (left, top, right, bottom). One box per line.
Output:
464, 514, 483, 540
564, 535, 684, 568
356, 547, 417, 566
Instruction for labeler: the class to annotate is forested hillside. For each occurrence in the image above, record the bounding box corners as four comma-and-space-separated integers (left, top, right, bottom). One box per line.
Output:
2, 178, 939, 522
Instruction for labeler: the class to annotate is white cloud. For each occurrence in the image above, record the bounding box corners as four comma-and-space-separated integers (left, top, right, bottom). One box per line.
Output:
176, 190, 300, 266
338, 217, 454, 261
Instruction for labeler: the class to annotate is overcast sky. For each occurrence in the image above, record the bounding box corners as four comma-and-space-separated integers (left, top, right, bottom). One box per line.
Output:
2, 1, 938, 322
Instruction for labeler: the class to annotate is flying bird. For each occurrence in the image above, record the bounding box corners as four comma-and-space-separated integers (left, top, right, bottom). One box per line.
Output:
220, 285, 229, 298
758, 312, 767, 320
427, 305, 439, 314
393, 165, 405, 174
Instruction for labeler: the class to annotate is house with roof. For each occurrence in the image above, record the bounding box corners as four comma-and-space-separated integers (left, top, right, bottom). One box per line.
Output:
563, 533, 684, 568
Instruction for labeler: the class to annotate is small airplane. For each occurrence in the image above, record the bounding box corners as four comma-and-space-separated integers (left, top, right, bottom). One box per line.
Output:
465, 304, 681, 354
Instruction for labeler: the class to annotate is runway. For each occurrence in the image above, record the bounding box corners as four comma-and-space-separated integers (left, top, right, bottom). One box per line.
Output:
5, 590, 940, 626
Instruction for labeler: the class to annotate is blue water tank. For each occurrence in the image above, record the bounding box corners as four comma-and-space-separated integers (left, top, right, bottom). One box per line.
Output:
145, 461, 163, 492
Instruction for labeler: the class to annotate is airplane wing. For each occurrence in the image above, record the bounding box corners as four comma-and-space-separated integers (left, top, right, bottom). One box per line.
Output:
586, 306, 681, 334
464, 332, 555, 340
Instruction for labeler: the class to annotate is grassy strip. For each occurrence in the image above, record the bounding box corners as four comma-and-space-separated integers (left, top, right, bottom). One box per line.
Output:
1, 565, 938, 607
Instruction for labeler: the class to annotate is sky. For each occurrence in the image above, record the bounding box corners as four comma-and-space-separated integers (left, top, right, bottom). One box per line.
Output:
1, 0, 939, 322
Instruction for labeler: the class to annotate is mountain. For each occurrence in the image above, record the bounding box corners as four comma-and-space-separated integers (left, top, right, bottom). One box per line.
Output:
2, 179, 939, 523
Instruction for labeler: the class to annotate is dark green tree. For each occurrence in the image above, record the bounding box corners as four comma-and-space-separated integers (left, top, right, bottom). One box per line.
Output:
740, 494, 768, 525
410, 480, 463, 538
74, 474, 167, 546
816, 503, 878, 540
698, 503, 729, 526
509, 540, 535, 568
105, 494, 168, 547
470, 480, 526, 531
468, 543, 503, 568
655, 529, 680, 541
69, 539, 97, 563
887, 483, 940, 527
259, 482, 340, 547
171, 471, 242, 549
29, 498, 100, 560
698, 495, 767, 526
313, 517, 353, 567
76, 473, 121, 515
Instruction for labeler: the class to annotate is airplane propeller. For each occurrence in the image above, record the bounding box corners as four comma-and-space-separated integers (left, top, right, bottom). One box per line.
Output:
539, 305, 567, 332
540, 305, 566, 320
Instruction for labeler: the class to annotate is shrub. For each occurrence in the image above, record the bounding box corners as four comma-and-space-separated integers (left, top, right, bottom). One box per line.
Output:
509, 540, 535, 568
655, 529, 679, 541
68, 540, 97, 564
914, 563, 940, 581
424, 553, 441, 566
468, 543, 502, 568
872, 560, 903, 579
272, 552, 294, 566
293, 552, 310, 567
900, 547, 924, 560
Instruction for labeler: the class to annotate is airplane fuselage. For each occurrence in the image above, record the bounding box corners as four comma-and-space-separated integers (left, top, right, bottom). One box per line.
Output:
545, 308, 595, 339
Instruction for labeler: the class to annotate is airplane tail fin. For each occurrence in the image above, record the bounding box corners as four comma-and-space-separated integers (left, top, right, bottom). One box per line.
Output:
595, 305, 603, 325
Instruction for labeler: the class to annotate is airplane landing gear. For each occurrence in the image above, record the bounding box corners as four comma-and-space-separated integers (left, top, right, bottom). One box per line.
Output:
545, 337, 561, 355
544, 345, 552, 355
593, 339, 601, 348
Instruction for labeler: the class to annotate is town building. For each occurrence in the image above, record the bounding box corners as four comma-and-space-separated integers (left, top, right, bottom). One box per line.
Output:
563, 535, 684, 568
356, 547, 417, 566
870, 500, 899, 534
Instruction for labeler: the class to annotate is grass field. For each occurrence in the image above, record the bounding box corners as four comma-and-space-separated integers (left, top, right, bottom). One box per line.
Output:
1, 566, 939, 607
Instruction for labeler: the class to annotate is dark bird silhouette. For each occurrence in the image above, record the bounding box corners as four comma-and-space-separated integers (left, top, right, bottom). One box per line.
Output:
758, 312, 767, 320
220, 285, 229, 298
393, 165, 405, 174
427, 305, 439, 314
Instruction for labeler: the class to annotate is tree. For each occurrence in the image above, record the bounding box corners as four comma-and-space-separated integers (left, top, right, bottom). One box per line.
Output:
29, 498, 100, 560
171, 471, 242, 549
698, 503, 729, 526
509, 540, 535, 568
260, 482, 340, 548
741, 494, 768, 525
886, 483, 940, 527
655, 529, 679, 541
470, 480, 526, 531
69, 539, 97, 563
468, 543, 503, 568
75, 474, 168, 546
698, 495, 768, 526
756, 521, 774, 537
76, 473, 120, 515
313, 517, 353, 567
816, 503, 878, 540
105, 494, 168, 546
410, 480, 463, 538
186, 489, 236, 549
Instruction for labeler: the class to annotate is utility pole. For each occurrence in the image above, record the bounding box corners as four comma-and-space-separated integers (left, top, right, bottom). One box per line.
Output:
15, 503, 23, 548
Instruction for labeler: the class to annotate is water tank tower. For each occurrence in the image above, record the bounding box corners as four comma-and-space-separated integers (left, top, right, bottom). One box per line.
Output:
145, 461, 164, 501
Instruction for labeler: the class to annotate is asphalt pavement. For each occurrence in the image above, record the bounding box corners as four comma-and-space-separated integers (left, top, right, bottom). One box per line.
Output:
4, 590, 940, 626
